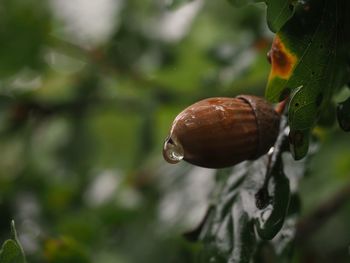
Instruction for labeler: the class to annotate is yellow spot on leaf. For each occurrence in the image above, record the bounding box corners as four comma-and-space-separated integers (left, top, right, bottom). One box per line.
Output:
268, 35, 297, 81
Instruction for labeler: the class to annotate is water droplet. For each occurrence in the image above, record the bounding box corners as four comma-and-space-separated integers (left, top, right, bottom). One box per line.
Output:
261, 208, 272, 221
268, 147, 274, 155
163, 136, 184, 164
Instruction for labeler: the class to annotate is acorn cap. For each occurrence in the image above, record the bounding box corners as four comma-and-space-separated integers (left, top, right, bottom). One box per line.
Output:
237, 95, 280, 159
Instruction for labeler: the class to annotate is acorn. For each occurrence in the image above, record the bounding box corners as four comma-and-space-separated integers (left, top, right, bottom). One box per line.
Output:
163, 95, 280, 168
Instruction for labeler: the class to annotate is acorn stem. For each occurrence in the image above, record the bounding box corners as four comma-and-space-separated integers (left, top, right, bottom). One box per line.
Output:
275, 98, 289, 115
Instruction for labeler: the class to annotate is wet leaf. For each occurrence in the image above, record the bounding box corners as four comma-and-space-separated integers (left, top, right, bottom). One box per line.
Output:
266, 0, 348, 159
198, 162, 258, 263
268, 194, 300, 262
196, 118, 301, 263
255, 157, 291, 240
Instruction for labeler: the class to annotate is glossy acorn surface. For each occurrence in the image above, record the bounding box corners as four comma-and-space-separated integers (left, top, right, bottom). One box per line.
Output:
163, 95, 280, 168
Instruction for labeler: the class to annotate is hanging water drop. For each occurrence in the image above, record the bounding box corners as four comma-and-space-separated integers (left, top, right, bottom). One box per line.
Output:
163, 136, 184, 164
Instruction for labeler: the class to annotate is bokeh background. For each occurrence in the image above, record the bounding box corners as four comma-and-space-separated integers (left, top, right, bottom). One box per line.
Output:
0, 0, 350, 262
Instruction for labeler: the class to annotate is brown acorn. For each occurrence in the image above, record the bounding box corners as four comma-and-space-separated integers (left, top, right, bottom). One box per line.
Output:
163, 95, 280, 168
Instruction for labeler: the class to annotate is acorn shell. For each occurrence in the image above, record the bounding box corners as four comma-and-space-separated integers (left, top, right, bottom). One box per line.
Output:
165, 95, 280, 168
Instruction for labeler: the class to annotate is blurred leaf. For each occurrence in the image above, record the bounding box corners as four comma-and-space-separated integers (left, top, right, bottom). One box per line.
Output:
105, 23, 151, 71
0, 0, 50, 77
226, 0, 263, 8
0, 221, 26, 263
317, 101, 336, 127
165, 0, 194, 9
0, 241, 24, 263
44, 237, 90, 263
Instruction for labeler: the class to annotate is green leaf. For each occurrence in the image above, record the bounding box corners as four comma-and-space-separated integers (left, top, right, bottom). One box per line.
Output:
226, 0, 295, 32
289, 129, 310, 161
198, 160, 290, 262
268, 194, 300, 263
198, 163, 257, 263
265, 0, 295, 32
265, 0, 348, 159
0, 221, 26, 263
255, 157, 291, 240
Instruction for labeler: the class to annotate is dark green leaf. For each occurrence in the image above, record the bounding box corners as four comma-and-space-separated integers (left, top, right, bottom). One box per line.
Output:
337, 97, 350, 131
227, 0, 295, 32
317, 101, 336, 127
197, 118, 299, 262
255, 157, 291, 240
289, 129, 310, 160
266, 0, 348, 159
265, 0, 295, 32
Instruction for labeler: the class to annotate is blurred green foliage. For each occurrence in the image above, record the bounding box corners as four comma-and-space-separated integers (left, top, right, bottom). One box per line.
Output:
0, 0, 349, 263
